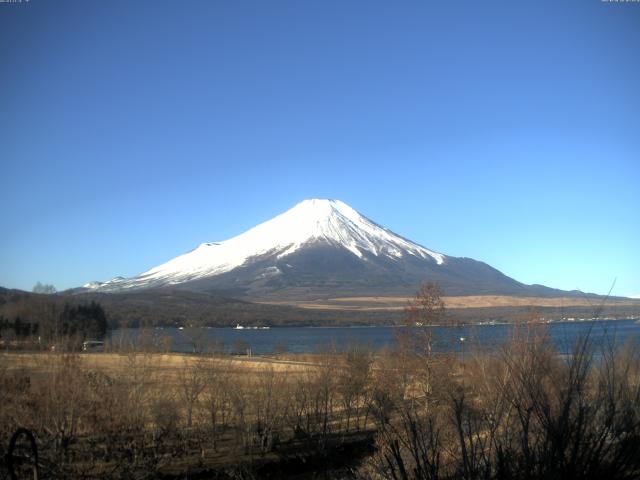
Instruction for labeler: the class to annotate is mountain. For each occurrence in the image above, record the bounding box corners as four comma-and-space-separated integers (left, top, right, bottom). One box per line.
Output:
81, 199, 576, 299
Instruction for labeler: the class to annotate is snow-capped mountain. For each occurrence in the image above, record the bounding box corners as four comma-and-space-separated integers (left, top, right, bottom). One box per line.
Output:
83, 199, 562, 298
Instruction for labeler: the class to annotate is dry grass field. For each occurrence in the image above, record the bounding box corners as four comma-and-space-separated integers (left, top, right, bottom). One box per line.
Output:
0, 349, 378, 478
2, 330, 640, 479
2, 351, 312, 370
259, 294, 640, 311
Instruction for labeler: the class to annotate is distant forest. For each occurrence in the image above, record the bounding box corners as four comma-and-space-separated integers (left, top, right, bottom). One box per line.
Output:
0, 290, 107, 344
0, 287, 638, 342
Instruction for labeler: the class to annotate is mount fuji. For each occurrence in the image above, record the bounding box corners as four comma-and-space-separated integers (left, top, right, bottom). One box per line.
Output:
81, 199, 567, 299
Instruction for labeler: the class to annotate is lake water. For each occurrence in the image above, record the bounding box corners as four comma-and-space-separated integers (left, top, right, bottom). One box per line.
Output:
109, 319, 640, 355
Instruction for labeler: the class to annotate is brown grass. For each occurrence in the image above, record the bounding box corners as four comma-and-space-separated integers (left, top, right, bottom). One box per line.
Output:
258, 295, 640, 311
3, 332, 640, 479
0, 351, 316, 376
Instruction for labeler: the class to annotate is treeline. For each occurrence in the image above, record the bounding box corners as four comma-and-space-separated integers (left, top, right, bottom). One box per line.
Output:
0, 317, 39, 337
59, 289, 640, 329
2, 287, 638, 331
74, 289, 403, 328
1, 326, 639, 479
0, 292, 108, 345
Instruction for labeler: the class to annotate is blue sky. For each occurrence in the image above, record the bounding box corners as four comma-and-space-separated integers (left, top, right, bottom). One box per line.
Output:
1, 0, 638, 297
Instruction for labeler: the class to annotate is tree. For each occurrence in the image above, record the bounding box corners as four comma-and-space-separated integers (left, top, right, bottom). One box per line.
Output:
404, 282, 446, 326
202, 359, 235, 451
60, 301, 108, 341
177, 358, 208, 429
337, 343, 374, 431
33, 282, 57, 294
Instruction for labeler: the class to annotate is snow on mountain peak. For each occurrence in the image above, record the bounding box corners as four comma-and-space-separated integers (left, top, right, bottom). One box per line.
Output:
90, 199, 445, 291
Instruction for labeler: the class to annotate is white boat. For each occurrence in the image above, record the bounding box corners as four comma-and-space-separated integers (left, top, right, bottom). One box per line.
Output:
234, 324, 244, 329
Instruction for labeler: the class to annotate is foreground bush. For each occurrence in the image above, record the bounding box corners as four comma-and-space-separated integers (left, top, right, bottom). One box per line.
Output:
364, 325, 640, 480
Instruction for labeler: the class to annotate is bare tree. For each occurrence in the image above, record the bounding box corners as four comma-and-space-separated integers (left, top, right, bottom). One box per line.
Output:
30, 354, 93, 467
177, 357, 208, 429
404, 282, 446, 327
250, 366, 287, 454
337, 344, 374, 432
33, 282, 57, 295
201, 357, 236, 451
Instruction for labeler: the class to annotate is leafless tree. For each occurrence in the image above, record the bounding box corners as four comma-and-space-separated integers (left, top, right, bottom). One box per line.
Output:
404, 282, 446, 327
201, 357, 236, 451
176, 357, 208, 429
250, 366, 287, 454
337, 344, 374, 432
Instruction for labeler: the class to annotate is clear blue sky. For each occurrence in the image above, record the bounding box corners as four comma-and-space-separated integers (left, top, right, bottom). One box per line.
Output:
1, 0, 638, 297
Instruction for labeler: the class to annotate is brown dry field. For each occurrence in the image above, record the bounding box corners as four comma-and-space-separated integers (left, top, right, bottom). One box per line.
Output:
0, 351, 346, 474
0, 351, 321, 380
259, 295, 640, 311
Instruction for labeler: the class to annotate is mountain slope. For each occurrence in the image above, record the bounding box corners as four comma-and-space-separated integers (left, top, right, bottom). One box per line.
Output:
82, 199, 573, 299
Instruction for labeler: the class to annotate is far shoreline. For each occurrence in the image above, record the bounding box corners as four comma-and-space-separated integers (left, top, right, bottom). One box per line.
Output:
124, 316, 640, 330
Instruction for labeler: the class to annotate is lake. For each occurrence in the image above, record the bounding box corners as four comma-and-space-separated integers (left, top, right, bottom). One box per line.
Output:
109, 319, 640, 355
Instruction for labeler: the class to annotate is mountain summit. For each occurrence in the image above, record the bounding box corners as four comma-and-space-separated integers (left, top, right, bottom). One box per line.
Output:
83, 199, 564, 298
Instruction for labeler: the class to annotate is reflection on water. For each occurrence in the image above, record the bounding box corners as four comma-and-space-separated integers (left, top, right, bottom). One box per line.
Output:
108, 319, 640, 355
